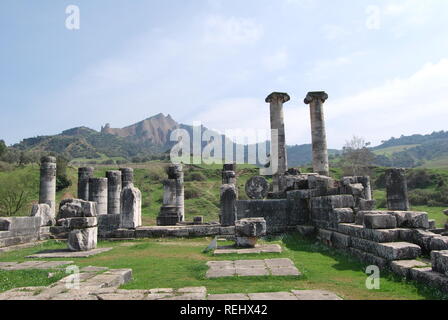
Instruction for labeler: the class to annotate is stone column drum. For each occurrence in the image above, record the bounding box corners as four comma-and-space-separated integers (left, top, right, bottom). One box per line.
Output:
89, 178, 108, 215
304, 91, 330, 177
120, 168, 134, 188
39, 156, 57, 217
265, 92, 290, 192
222, 163, 237, 185
386, 168, 410, 211
77, 167, 94, 201
106, 170, 122, 215
220, 184, 237, 227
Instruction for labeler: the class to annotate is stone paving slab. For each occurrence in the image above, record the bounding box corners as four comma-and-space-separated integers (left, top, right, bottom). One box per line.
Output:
206, 258, 301, 278
248, 292, 298, 300
26, 247, 112, 258
207, 290, 342, 300
291, 290, 342, 300
214, 244, 282, 255
207, 293, 250, 300
0, 241, 47, 253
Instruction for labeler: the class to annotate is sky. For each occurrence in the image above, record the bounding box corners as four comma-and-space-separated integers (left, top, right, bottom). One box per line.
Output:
1, 0, 448, 148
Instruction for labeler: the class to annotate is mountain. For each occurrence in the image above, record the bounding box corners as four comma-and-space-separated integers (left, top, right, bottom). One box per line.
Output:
372, 131, 448, 168
101, 113, 179, 146
8, 113, 448, 168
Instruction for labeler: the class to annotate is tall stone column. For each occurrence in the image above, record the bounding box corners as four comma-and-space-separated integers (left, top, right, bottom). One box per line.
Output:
168, 164, 185, 222
265, 92, 290, 192
78, 167, 94, 201
106, 170, 122, 215
120, 168, 134, 188
39, 156, 57, 217
89, 178, 108, 215
304, 91, 330, 176
386, 168, 410, 211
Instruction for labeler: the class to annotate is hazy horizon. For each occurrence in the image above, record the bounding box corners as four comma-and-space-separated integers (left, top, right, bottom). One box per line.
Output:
1, 0, 448, 148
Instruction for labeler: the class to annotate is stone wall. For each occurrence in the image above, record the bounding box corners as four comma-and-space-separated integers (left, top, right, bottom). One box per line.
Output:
0, 217, 46, 248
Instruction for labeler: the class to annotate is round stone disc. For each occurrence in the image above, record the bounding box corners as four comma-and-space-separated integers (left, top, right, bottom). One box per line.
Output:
245, 176, 269, 200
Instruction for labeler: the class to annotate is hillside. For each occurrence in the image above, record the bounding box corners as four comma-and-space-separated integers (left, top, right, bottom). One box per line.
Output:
372, 131, 448, 168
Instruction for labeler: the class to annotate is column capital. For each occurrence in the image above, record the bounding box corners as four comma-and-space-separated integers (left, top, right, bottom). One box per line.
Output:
265, 92, 290, 103
304, 91, 328, 104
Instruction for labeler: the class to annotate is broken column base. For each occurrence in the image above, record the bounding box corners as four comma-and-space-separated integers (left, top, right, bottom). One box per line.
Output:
157, 205, 182, 226
235, 236, 258, 248
68, 227, 98, 252
235, 218, 267, 248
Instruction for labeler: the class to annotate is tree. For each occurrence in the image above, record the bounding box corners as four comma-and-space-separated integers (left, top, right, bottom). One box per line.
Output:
56, 156, 72, 191
0, 140, 6, 158
341, 136, 375, 176
0, 173, 38, 216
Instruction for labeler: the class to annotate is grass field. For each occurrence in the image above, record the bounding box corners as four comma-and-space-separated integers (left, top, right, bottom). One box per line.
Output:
373, 144, 420, 156
0, 235, 446, 300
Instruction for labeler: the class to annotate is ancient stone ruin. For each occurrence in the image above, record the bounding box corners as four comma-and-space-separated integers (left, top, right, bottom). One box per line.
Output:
0, 90, 446, 294
157, 164, 185, 226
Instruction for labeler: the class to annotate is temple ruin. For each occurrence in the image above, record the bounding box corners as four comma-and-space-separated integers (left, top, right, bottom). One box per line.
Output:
0, 90, 447, 293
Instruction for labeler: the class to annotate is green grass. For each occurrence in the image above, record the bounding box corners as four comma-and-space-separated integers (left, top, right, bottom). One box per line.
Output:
373, 144, 420, 156
0, 268, 66, 293
0, 236, 446, 300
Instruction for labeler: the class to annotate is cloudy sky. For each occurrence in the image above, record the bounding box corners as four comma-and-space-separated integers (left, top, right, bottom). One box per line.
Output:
1, 0, 448, 148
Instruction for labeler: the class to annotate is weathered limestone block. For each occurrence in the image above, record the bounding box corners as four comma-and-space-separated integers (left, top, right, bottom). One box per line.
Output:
358, 199, 376, 211
350, 237, 421, 260
58, 199, 97, 219
59, 217, 98, 230
386, 168, 410, 211
68, 227, 97, 251
388, 211, 429, 229
317, 229, 333, 245
331, 231, 351, 249
245, 176, 269, 200
431, 250, 448, 275
308, 175, 335, 190
341, 176, 372, 200
97, 214, 121, 236
390, 260, 429, 278
348, 247, 388, 269
332, 208, 355, 224
120, 186, 142, 229
337, 223, 400, 243
235, 218, 266, 248
0, 217, 41, 237
296, 225, 316, 237
409, 267, 448, 293
30, 203, 55, 226
220, 184, 237, 227
429, 236, 448, 251
404, 229, 439, 252
363, 214, 397, 229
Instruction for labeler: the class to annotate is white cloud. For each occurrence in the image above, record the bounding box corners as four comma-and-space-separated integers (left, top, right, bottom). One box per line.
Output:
262, 48, 289, 72
322, 24, 351, 41
203, 15, 264, 45
325, 59, 448, 147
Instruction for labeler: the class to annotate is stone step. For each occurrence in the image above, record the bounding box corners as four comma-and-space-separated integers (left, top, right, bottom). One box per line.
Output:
389, 259, 430, 278
338, 223, 400, 243
350, 237, 421, 260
